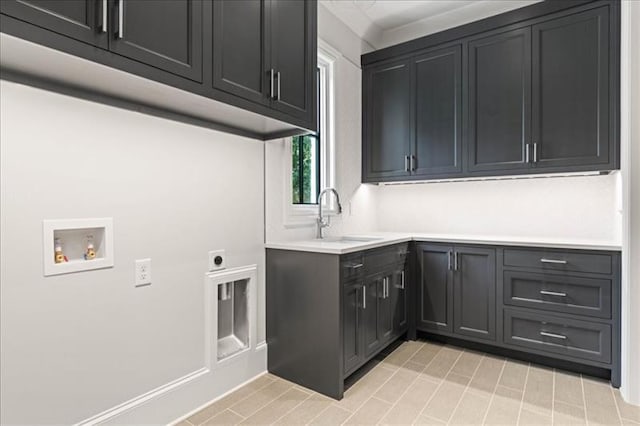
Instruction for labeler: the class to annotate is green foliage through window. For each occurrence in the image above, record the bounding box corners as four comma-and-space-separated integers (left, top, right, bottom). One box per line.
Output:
292, 134, 320, 204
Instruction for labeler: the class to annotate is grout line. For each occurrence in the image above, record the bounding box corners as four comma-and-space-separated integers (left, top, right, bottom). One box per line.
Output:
227, 382, 293, 420
227, 407, 246, 420
515, 363, 531, 426
609, 380, 624, 425
415, 346, 466, 422
270, 391, 314, 425
551, 369, 556, 426
480, 357, 508, 425
449, 351, 496, 425
580, 374, 590, 426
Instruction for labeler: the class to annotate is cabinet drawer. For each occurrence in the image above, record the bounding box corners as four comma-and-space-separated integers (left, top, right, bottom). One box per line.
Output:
341, 253, 364, 281
364, 243, 410, 275
504, 271, 611, 319
504, 308, 611, 364
503, 249, 612, 274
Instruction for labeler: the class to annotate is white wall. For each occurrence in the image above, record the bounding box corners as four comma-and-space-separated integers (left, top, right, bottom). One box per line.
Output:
376, 174, 621, 243
265, 3, 378, 243
0, 81, 266, 425
620, 0, 640, 406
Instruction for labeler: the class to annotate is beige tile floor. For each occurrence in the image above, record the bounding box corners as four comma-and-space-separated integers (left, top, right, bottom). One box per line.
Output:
177, 339, 640, 425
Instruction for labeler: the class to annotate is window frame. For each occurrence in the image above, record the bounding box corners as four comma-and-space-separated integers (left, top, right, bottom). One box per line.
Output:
284, 40, 339, 225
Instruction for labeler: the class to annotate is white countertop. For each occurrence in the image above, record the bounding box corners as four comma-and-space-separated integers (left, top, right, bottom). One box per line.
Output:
265, 232, 622, 254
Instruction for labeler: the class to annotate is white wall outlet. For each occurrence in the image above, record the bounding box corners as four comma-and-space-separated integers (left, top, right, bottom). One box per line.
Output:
135, 258, 152, 287
208, 250, 225, 272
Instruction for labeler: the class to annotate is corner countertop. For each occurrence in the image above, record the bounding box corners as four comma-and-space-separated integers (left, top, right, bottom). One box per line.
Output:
264, 232, 622, 255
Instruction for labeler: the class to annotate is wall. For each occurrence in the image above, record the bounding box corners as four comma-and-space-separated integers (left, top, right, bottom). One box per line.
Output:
265, 3, 378, 243
0, 81, 266, 425
620, 0, 640, 406
376, 174, 621, 243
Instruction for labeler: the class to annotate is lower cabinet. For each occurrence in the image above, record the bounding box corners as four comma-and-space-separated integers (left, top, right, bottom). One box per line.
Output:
417, 243, 496, 342
343, 279, 365, 375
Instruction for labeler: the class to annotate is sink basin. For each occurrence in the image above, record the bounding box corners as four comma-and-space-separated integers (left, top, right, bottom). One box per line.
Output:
319, 236, 383, 243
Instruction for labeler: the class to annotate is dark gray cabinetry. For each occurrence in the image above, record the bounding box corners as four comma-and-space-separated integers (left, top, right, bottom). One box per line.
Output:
417, 244, 496, 342
361, 1, 620, 183
212, 0, 267, 104
0, 0, 108, 48
531, 7, 611, 169
453, 247, 496, 341
267, 243, 410, 399
362, 59, 412, 181
468, 28, 531, 173
110, 0, 203, 82
413, 46, 462, 177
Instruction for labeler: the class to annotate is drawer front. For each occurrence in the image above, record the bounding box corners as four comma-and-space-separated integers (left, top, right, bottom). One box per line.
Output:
364, 243, 410, 275
341, 253, 364, 281
504, 308, 611, 364
504, 271, 611, 319
504, 249, 612, 275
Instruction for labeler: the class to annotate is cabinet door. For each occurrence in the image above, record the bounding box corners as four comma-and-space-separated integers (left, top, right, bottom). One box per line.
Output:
417, 244, 453, 333
343, 281, 364, 375
110, 0, 203, 82
390, 266, 408, 337
453, 246, 496, 341
0, 0, 108, 48
363, 59, 412, 182
531, 7, 610, 169
269, 0, 316, 122
468, 28, 531, 173
412, 46, 462, 177
363, 276, 383, 357
212, 0, 267, 105
378, 275, 394, 344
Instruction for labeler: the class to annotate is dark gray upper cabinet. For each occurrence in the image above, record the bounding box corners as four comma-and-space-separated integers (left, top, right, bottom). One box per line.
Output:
453, 246, 496, 341
361, 1, 619, 183
468, 28, 531, 173
417, 244, 453, 333
212, 0, 267, 105
269, 0, 316, 122
531, 7, 610, 169
362, 59, 412, 181
110, 0, 203, 82
413, 46, 462, 177
0, 0, 108, 48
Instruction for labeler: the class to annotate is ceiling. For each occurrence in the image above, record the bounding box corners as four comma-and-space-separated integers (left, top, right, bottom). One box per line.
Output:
320, 0, 542, 50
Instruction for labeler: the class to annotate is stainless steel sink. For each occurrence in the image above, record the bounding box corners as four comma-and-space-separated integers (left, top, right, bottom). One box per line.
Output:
319, 236, 383, 243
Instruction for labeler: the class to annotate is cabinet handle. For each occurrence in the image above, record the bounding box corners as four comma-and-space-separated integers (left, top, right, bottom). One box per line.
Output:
362, 285, 366, 309
401, 270, 405, 289
540, 290, 567, 297
410, 155, 416, 171
540, 331, 567, 340
525, 143, 530, 163
540, 258, 567, 265
269, 69, 275, 99
448, 250, 452, 271
404, 155, 410, 172
533, 142, 539, 163
382, 277, 387, 299
100, 0, 107, 32
276, 71, 281, 101
117, 0, 124, 38
454, 251, 459, 271
349, 263, 363, 269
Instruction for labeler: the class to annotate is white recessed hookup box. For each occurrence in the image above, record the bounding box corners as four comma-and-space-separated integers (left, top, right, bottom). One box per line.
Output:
43, 218, 114, 276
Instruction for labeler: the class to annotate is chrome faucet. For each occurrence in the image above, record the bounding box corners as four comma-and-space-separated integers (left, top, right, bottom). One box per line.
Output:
316, 188, 342, 239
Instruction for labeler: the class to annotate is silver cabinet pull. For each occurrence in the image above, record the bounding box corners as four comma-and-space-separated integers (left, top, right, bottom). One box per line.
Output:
410, 155, 416, 171
349, 263, 363, 269
540, 331, 567, 340
404, 155, 410, 172
540, 290, 567, 297
383, 277, 388, 298
276, 71, 281, 100
401, 270, 405, 289
533, 142, 539, 163
540, 258, 567, 264
101, 0, 107, 32
525, 143, 530, 163
448, 250, 452, 271
454, 251, 459, 271
118, 0, 124, 38
362, 285, 366, 309
270, 69, 275, 99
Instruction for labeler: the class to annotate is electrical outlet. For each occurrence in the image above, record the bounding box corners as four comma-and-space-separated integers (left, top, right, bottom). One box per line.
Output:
135, 258, 151, 287
208, 250, 225, 272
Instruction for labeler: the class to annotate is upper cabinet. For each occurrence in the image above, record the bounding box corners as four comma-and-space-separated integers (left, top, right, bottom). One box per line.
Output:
361, 1, 620, 183
0, 0, 317, 139
110, 0, 203, 82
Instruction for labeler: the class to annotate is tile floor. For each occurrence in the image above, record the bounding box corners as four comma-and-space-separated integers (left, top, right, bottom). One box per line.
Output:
178, 339, 640, 425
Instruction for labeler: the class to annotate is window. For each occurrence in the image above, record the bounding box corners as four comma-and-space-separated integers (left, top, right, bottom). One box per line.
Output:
288, 42, 337, 211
